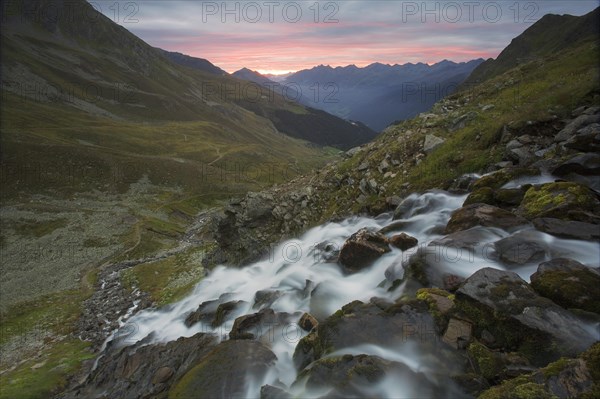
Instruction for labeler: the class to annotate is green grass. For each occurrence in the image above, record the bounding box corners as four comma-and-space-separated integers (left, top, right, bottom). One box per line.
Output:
0, 339, 94, 399
13, 218, 68, 238
121, 246, 213, 306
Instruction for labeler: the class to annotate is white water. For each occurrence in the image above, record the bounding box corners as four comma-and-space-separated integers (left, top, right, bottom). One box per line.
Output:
107, 177, 600, 397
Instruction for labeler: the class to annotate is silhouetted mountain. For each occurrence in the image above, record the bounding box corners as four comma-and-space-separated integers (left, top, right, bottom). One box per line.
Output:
283, 59, 484, 131
157, 49, 228, 76
464, 7, 600, 86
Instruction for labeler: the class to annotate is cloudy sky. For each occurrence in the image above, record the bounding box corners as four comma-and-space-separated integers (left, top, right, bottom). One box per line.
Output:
94, 1, 599, 74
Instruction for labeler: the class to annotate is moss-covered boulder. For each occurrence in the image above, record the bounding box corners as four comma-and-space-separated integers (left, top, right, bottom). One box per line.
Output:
292, 299, 463, 373
478, 342, 600, 399
455, 268, 596, 366
530, 258, 600, 314
464, 187, 496, 206
292, 354, 462, 398
169, 340, 276, 399
518, 182, 599, 221
445, 204, 528, 234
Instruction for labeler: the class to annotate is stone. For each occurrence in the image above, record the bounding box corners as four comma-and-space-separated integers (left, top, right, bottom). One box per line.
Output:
530, 258, 600, 314
554, 114, 600, 142
443, 318, 473, 349
493, 231, 548, 265
518, 182, 599, 220
338, 228, 391, 272
170, 340, 276, 399
423, 134, 445, 153
456, 268, 596, 364
533, 218, 600, 240
298, 312, 319, 332
564, 123, 600, 152
358, 162, 369, 171
389, 232, 418, 251
506, 139, 523, 150
552, 153, 600, 177
152, 366, 174, 384
445, 204, 528, 234
230, 309, 293, 340
260, 385, 292, 399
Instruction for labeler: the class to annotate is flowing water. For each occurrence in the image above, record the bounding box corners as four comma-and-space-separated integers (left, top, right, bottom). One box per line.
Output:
105, 175, 600, 398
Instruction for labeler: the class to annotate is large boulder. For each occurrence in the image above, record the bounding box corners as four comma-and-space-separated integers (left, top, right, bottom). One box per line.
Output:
169, 340, 277, 399
530, 258, 600, 314
445, 204, 528, 234
455, 268, 596, 365
554, 114, 600, 143
552, 153, 600, 177
533, 218, 600, 241
63, 333, 219, 399
338, 228, 391, 271
229, 309, 296, 340
292, 354, 460, 398
493, 231, 548, 265
292, 299, 462, 373
423, 134, 446, 153
518, 182, 599, 221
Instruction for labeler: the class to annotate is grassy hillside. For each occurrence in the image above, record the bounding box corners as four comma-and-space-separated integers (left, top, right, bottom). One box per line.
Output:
465, 8, 599, 86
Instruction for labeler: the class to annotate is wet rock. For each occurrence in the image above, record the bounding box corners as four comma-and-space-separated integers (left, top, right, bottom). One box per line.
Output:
63, 333, 219, 399
423, 134, 446, 153
389, 232, 418, 251
212, 300, 248, 328
313, 241, 341, 262
230, 309, 294, 340
478, 342, 600, 399
518, 182, 599, 221
464, 187, 496, 206
456, 268, 596, 365
298, 312, 318, 332
472, 168, 538, 190
185, 299, 221, 327
170, 340, 277, 399
293, 354, 458, 398
338, 228, 391, 272
260, 384, 292, 399
292, 300, 454, 372
493, 231, 548, 265
533, 218, 600, 240
445, 204, 528, 234
530, 258, 600, 314
253, 290, 283, 310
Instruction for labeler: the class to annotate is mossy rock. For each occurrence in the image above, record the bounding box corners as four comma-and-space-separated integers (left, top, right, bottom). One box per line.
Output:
169, 340, 276, 399
468, 342, 504, 381
530, 258, 600, 314
472, 168, 539, 190
464, 187, 496, 206
518, 182, 599, 220
479, 343, 600, 399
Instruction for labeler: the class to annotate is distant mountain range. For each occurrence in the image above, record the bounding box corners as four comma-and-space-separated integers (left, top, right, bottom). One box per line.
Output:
277, 60, 485, 131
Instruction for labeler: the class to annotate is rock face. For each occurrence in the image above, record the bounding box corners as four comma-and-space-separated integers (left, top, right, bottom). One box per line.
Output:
445, 203, 528, 234
456, 268, 596, 365
338, 228, 391, 271
169, 340, 277, 399
63, 333, 219, 399
518, 182, 599, 221
530, 258, 600, 314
